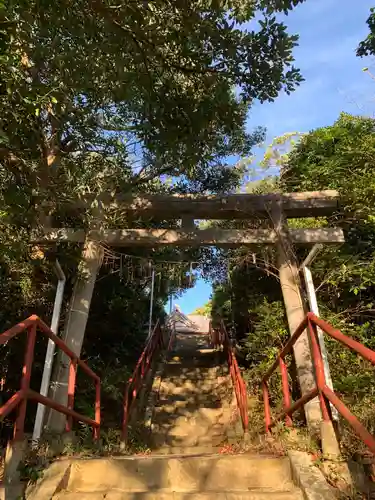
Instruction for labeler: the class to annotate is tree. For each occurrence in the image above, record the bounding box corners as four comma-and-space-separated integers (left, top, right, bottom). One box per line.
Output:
282, 113, 375, 218
357, 7, 375, 57
191, 301, 212, 316
0, 0, 305, 215
0, 0, 308, 335
281, 113, 375, 313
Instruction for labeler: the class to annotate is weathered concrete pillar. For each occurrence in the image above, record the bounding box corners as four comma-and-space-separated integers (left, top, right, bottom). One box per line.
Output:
46, 239, 103, 434
272, 200, 322, 433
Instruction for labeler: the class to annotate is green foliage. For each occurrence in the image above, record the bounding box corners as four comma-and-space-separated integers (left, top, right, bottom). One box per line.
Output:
282, 113, 375, 218
191, 301, 212, 316
260, 131, 305, 171
280, 113, 375, 455
357, 8, 375, 57
207, 112, 375, 456
211, 283, 232, 327
209, 253, 283, 339
0, 0, 304, 211
243, 299, 288, 388
18, 456, 45, 484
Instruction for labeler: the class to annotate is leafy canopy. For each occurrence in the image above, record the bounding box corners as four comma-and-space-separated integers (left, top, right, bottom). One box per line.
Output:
191, 301, 212, 316
281, 113, 375, 219
357, 7, 375, 57
1, 0, 305, 207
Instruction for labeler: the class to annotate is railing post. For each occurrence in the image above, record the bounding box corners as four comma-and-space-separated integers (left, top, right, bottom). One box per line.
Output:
94, 379, 101, 441
242, 379, 249, 430
121, 385, 130, 443
279, 357, 293, 427
14, 322, 37, 441
307, 319, 330, 422
262, 381, 272, 433
308, 318, 341, 458
66, 359, 78, 433
238, 372, 249, 431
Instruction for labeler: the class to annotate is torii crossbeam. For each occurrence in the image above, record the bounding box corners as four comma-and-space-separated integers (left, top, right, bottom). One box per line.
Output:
33, 190, 343, 245
57, 189, 339, 219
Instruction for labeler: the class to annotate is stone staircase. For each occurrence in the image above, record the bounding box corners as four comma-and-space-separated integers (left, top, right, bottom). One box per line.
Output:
27, 333, 326, 500
150, 333, 235, 454
51, 454, 303, 499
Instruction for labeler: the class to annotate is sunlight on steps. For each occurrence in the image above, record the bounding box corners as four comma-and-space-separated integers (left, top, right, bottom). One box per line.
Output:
26, 334, 312, 500
150, 334, 235, 453
47, 455, 304, 500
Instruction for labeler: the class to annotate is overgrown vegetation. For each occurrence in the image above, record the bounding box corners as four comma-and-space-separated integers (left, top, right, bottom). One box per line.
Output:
204, 112, 375, 457
0, 0, 306, 449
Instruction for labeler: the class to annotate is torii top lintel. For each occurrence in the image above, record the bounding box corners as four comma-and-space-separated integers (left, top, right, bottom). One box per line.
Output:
75, 190, 339, 220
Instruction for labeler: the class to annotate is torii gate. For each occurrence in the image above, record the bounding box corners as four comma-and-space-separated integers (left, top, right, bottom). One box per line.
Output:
32, 190, 344, 434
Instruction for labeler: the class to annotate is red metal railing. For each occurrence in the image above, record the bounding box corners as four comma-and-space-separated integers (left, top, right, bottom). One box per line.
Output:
216, 321, 249, 432
0, 315, 101, 441
262, 312, 375, 454
121, 320, 165, 441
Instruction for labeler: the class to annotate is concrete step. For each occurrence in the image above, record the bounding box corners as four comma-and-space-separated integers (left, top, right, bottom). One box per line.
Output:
162, 369, 222, 378
55, 490, 304, 499
159, 376, 222, 383
165, 359, 222, 365
152, 423, 226, 435
151, 445, 221, 455
151, 432, 226, 448
66, 455, 295, 493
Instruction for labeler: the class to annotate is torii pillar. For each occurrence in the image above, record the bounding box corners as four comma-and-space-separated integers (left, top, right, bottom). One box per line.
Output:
46, 239, 103, 433
272, 200, 322, 433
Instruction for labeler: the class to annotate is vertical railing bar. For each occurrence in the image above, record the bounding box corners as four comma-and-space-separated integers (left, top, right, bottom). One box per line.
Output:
66, 359, 78, 432
14, 322, 37, 441
262, 381, 272, 433
307, 318, 330, 422
121, 383, 130, 442
94, 379, 101, 441
221, 321, 248, 432
279, 356, 293, 427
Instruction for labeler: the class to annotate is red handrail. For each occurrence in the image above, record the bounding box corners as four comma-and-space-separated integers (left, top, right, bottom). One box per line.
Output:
215, 321, 249, 432
121, 320, 165, 441
261, 312, 375, 454
0, 315, 101, 441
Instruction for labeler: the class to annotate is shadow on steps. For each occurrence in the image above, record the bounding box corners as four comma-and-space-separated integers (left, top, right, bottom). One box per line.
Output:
149, 334, 236, 452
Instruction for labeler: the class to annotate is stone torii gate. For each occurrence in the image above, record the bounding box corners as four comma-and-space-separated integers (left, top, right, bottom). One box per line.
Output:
33, 190, 344, 434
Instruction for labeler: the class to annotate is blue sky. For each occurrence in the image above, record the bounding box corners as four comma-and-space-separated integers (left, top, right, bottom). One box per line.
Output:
174, 0, 375, 314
